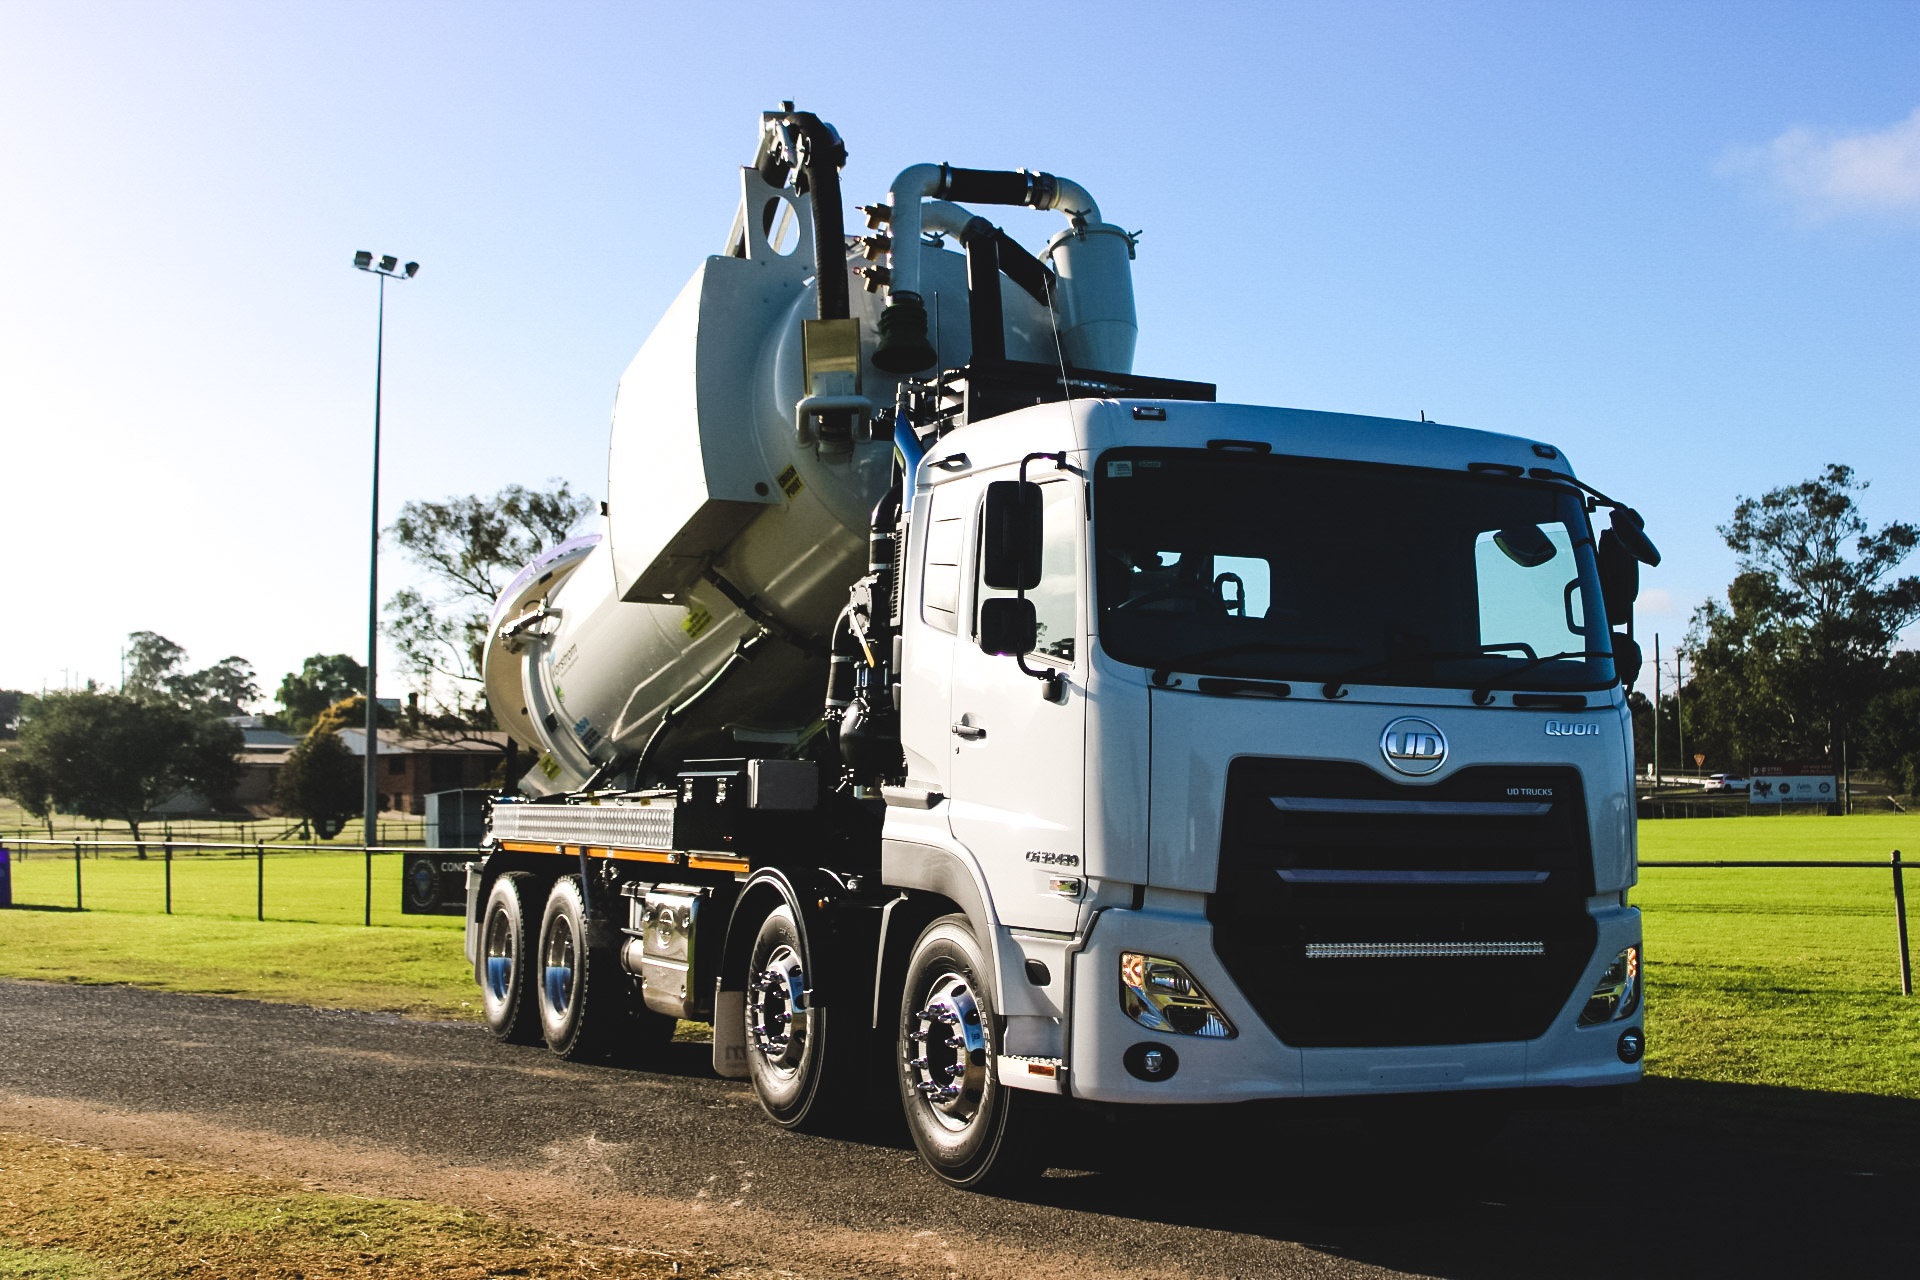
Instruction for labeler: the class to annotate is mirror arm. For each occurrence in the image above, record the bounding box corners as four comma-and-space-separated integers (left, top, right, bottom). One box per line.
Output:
1006, 451, 1068, 699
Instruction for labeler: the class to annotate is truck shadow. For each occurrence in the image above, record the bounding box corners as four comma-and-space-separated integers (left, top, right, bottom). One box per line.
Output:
1009, 1078, 1920, 1278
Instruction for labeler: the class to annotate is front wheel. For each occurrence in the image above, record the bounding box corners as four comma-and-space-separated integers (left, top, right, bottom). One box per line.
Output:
743, 903, 859, 1131
896, 915, 1038, 1190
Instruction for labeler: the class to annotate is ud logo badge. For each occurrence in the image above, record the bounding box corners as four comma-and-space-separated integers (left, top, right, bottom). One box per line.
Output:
1381, 717, 1448, 776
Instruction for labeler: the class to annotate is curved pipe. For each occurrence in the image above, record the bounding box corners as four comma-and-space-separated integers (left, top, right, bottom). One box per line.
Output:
893, 409, 926, 515
884, 166, 1101, 302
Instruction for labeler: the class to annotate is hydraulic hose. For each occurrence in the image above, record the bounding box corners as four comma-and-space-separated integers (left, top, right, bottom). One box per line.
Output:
633, 629, 773, 785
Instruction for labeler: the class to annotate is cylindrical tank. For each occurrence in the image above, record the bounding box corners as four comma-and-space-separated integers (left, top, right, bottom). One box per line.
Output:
484, 166, 1130, 795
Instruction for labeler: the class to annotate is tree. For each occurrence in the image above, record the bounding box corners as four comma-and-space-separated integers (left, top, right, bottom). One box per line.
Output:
123, 631, 260, 716
273, 728, 363, 839
385, 480, 593, 704
183, 656, 262, 717
0, 747, 57, 837
124, 630, 189, 702
276, 654, 368, 733
0, 690, 243, 845
0, 689, 24, 738
1688, 465, 1918, 778
1860, 651, 1920, 799
310, 694, 395, 740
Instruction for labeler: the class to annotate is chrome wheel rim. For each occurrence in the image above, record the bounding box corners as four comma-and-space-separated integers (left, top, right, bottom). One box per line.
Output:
749, 944, 807, 1075
483, 908, 515, 1000
542, 915, 576, 1015
906, 972, 989, 1132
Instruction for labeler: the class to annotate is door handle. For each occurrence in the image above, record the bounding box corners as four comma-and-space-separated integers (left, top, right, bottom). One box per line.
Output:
950, 722, 986, 741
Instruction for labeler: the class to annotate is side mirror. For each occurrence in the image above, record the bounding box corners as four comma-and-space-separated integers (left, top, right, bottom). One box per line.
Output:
1611, 632, 1643, 689
1494, 524, 1558, 568
1610, 507, 1661, 567
1597, 529, 1639, 624
979, 597, 1037, 656
982, 480, 1043, 590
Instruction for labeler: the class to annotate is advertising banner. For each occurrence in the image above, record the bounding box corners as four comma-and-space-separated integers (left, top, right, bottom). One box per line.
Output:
1748, 775, 1837, 805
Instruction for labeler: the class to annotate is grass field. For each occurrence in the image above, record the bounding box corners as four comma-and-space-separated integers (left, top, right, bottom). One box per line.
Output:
1634, 814, 1918, 1097
0, 849, 478, 1019
2, 815, 1916, 1097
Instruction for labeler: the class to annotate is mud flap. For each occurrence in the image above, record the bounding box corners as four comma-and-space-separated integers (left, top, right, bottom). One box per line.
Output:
712, 987, 748, 1079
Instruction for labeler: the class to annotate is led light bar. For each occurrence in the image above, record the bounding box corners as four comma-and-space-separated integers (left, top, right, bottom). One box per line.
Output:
1305, 941, 1546, 959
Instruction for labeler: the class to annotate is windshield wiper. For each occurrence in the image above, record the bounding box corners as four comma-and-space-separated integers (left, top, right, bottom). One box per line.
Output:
1469, 650, 1613, 705
1320, 648, 1530, 700
1151, 642, 1356, 687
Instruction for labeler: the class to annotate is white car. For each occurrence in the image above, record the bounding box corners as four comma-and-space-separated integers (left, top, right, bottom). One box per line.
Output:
1703, 774, 1750, 793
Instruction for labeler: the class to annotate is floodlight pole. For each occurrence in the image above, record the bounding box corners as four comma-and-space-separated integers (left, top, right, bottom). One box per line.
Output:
353, 252, 419, 924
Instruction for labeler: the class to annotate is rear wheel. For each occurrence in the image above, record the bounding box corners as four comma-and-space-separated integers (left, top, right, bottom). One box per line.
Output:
536, 875, 639, 1061
479, 872, 541, 1043
896, 915, 1038, 1190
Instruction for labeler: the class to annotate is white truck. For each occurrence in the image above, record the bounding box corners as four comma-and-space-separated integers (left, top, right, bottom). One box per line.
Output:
467, 105, 1660, 1188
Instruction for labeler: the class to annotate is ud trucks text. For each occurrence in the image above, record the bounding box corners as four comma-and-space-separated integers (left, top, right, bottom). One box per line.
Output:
466, 105, 1660, 1189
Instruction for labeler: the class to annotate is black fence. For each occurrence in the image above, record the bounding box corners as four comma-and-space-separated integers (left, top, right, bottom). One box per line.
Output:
1640, 849, 1911, 995
0, 838, 475, 925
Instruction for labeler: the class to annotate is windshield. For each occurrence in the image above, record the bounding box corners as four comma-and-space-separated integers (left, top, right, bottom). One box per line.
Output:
1093, 448, 1615, 691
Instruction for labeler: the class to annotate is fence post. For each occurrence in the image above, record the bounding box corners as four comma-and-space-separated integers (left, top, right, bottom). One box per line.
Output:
164, 838, 173, 914
73, 840, 82, 910
364, 839, 373, 928
256, 840, 265, 922
1894, 849, 1911, 997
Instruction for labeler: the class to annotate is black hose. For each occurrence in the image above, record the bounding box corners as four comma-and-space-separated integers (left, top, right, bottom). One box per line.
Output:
777, 111, 849, 323
940, 166, 1042, 207
634, 630, 772, 785
964, 219, 1005, 365
992, 230, 1056, 308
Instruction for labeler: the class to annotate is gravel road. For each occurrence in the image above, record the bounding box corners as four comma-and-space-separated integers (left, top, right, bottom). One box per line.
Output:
1, 979, 1915, 1278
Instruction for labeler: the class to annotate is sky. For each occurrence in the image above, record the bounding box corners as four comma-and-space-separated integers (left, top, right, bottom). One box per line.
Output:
2, 1, 1915, 705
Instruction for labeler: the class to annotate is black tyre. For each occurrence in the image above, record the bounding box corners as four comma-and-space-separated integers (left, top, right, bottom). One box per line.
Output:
479, 872, 542, 1044
535, 875, 631, 1061
744, 903, 862, 1131
896, 914, 1038, 1190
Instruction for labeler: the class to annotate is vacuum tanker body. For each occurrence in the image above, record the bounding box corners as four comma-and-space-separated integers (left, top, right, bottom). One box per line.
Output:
484, 134, 1135, 793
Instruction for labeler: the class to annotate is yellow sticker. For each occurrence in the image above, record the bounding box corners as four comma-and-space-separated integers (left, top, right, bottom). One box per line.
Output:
776, 464, 804, 498
682, 604, 713, 639
537, 753, 561, 780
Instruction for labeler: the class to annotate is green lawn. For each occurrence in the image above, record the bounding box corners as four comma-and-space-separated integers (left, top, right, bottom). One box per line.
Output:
2, 816, 1916, 1097
0, 849, 478, 1019
3, 846, 448, 927
1634, 815, 1919, 1098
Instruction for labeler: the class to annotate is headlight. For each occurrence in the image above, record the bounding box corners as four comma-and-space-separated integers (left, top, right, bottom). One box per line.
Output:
1578, 945, 1641, 1026
1120, 952, 1236, 1038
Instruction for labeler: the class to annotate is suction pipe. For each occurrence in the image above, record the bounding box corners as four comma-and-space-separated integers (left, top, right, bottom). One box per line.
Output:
874, 164, 1128, 375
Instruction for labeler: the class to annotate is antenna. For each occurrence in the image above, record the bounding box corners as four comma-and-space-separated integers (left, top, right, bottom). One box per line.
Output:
1044, 275, 1071, 400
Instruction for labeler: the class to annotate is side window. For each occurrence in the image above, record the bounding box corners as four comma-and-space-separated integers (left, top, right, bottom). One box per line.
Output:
1474, 523, 1582, 652
1211, 554, 1272, 619
921, 483, 964, 634
977, 480, 1079, 664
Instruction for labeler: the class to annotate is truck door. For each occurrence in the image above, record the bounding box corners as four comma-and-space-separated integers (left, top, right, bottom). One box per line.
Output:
948, 475, 1086, 932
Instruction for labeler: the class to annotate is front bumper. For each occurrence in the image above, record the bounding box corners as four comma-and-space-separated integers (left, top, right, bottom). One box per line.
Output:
1056, 902, 1643, 1104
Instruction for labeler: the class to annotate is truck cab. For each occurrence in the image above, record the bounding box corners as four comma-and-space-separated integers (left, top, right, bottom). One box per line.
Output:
882, 397, 1646, 1109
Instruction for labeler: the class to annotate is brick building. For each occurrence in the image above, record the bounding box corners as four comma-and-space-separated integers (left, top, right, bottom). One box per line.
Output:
337, 728, 508, 816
